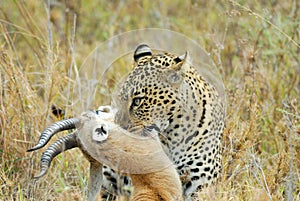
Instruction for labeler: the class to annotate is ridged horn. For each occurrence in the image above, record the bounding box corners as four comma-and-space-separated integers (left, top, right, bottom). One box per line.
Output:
27, 118, 80, 152
34, 132, 78, 179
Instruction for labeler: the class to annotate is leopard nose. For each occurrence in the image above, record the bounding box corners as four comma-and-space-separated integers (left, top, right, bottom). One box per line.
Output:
115, 110, 130, 129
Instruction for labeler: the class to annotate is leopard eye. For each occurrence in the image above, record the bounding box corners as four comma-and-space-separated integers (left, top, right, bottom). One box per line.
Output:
131, 97, 144, 108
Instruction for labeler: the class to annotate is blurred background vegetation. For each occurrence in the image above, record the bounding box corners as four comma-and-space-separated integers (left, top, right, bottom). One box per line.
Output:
0, 0, 299, 200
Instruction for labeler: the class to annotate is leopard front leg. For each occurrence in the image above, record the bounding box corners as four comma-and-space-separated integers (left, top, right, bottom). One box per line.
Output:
101, 165, 133, 200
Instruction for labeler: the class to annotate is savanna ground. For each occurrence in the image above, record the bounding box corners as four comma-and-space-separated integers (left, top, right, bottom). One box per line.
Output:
0, 1, 299, 200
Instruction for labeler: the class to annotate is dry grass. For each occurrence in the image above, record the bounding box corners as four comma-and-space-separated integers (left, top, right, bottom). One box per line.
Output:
0, 0, 299, 200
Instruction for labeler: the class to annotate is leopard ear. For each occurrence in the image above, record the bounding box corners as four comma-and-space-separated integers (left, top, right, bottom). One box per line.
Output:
134, 44, 152, 62
171, 51, 191, 72
166, 70, 182, 86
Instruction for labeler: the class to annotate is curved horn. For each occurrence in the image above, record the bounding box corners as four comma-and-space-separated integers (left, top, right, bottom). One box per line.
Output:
34, 132, 78, 179
27, 118, 80, 152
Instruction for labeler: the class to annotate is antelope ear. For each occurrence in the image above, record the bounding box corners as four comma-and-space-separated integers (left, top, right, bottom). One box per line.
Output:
134, 44, 152, 62
171, 51, 191, 72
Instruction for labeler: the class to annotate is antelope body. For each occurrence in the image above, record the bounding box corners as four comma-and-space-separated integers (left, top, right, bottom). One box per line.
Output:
28, 107, 182, 201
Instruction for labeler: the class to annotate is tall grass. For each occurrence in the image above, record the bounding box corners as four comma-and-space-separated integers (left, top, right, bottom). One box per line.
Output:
0, 1, 299, 200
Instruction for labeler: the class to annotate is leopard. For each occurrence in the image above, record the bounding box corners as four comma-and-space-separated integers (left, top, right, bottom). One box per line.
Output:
101, 44, 225, 200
